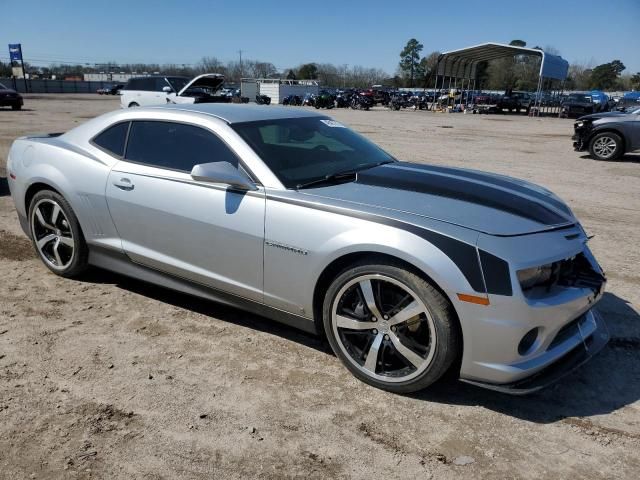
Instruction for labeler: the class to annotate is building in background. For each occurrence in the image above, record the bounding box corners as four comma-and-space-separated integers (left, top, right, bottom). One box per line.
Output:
241, 78, 319, 104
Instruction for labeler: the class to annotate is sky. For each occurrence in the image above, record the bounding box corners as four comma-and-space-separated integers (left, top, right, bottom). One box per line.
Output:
1, 0, 639, 75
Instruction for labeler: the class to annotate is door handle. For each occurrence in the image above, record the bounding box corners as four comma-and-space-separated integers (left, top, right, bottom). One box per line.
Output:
113, 177, 134, 191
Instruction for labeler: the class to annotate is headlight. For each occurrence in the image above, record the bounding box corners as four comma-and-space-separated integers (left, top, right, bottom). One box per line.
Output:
517, 264, 554, 290
575, 121, 584, 128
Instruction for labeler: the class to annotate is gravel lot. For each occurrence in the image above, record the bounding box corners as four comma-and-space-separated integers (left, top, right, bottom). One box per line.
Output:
0, 95, 639, 479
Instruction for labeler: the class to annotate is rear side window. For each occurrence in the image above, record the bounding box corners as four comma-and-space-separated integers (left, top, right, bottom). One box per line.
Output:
140, 78, 155, 91
154, 78, 170, 92
125, 78, 156, 91
125, 78, 141, 90
92, 122, 129, 157
125, 121, 239, 172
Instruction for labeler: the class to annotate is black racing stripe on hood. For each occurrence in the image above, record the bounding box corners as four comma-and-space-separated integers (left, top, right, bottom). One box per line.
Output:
395, 162, 572, 215
356, 165, 567, 226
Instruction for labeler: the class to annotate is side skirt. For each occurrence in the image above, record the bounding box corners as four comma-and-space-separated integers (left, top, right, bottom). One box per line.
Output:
88, 246, 318, 335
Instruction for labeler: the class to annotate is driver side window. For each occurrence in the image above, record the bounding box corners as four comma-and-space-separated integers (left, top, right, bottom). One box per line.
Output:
124, 121, 240, 172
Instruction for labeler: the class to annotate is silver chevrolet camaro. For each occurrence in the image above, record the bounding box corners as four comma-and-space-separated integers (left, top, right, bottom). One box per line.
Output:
7, 104, 609, 394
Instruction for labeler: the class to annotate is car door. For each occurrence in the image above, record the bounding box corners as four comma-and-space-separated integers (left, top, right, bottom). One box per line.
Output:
105, 120, 265, 301
132, 78, 162, 106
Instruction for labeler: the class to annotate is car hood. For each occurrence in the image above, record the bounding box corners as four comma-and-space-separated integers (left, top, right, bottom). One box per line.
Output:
177, 73, 224, 96
301, 162, 576, 236
578, 111, 627, 121
0, 88, 18, 94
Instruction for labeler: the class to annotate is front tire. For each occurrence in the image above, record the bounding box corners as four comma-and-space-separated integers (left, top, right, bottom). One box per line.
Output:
589, 132, 624, 160
322, 260, 460, 393
128, 102, 139, 108
28, 190, 89, 278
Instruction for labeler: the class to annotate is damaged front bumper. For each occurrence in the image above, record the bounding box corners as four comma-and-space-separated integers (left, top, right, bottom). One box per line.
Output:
572, 124, 592, 151
461, 309, 609, 395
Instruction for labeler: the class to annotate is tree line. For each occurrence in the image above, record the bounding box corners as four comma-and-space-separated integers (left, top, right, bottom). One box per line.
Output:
0, 57, 391, 88
1, 40, 638, 91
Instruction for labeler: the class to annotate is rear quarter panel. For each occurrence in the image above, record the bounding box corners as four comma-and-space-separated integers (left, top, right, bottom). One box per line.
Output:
8, 137, 122, 251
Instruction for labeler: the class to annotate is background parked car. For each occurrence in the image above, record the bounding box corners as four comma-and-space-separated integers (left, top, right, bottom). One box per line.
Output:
120, 74, 225, 108
561, 91, 609, 118
97, 84, 124, 95
497, 91, 532, 113
573, 106, 640, 160
0, 82, 24, 110
616, 91, 640, 111
108, 84, 124, 95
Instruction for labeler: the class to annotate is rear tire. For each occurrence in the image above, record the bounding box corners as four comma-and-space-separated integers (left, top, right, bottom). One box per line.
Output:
28, 190, 89, 278
12, 104, 21, 111
323, 260, 460, 393
589, 132, 624, 161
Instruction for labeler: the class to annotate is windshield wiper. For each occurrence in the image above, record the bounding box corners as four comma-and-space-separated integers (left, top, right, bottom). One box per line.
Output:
295, 160, 395, 190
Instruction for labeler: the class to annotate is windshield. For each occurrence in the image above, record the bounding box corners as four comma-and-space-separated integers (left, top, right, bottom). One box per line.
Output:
166, 77, 189, 92
232, 117, 395, 189
566, 94, 592, 103
0, 82, 8, 89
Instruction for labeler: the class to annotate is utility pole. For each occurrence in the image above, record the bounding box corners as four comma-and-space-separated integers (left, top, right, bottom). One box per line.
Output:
238, 50, 243, 80
20, 47, 27, 93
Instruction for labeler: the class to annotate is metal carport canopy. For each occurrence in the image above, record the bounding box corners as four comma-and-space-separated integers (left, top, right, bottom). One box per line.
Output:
436, 42, 569, 81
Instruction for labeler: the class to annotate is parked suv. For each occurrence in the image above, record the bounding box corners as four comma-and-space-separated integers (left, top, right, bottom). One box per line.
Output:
0, 82, 24, 110
497, 91, 531, 113
573, 106, 640, 160
120, 74, 225, 108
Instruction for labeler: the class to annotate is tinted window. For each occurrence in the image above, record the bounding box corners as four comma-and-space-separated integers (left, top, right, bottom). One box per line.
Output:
93, 122, 129, 157
232, 117, 394, 188
141, 78, 156, 91
154, 78, 170, 92
126, 78, 143, 90
125, 121, 239, 172
126, 78, 157, 91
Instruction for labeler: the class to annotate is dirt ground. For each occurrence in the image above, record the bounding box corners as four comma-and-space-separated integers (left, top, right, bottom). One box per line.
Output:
0, 95, 639, 479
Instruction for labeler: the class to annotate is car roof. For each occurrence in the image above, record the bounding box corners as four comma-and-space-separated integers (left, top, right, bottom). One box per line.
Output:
149, 103, 327, 124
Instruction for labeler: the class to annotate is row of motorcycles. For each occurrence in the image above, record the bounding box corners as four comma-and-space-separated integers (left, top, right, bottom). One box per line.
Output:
282, 90, 374, 110
281, 89, 437, 111
387, 91, 435, 111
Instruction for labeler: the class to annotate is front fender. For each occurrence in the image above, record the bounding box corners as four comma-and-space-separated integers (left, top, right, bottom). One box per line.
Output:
263, 194, 483, 318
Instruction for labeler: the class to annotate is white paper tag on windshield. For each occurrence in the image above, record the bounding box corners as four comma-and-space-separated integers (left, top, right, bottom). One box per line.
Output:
320, 119, 346, 128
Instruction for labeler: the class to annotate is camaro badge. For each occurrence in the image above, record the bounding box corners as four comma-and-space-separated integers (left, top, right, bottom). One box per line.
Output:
265, 240, 308, 256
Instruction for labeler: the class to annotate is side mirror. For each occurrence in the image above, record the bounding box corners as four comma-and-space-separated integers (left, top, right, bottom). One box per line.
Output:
191, 161, 257, 191
162, 86, 172, 93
